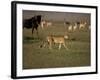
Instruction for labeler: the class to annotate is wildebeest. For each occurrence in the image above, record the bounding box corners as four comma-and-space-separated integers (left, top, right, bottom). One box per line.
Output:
23, 15, 42, 38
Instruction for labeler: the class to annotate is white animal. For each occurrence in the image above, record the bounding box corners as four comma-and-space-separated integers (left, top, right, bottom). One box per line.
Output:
73, 23, 77, 31
79, 22, 87, 29
41, 21, 52, 29
41, 20, 46, 29
68, 24, 73, 31
46, 22, 52, 27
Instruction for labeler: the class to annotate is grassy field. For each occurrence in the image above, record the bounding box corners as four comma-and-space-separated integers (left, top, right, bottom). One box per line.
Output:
23, 22, 90, 69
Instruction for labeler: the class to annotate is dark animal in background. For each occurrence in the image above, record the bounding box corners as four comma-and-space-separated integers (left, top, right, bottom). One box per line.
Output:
23, 15, 42, 38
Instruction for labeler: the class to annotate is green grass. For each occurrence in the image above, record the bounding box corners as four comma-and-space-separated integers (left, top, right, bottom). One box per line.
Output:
23, 22, 90, 69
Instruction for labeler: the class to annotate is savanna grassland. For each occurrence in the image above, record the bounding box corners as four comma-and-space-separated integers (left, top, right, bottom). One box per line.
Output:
23, 22, 90, 69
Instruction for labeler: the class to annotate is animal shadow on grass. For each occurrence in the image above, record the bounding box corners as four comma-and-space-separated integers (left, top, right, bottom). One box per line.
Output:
23, 36, 42, 44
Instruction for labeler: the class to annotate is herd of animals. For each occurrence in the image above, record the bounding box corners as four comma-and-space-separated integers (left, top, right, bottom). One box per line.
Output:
23, 15, 90, 50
